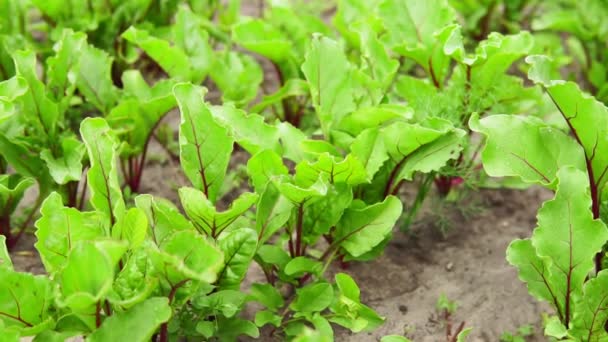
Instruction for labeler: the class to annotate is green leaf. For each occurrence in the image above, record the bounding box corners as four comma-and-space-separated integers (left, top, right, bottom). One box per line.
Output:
507, 167, 608, 325
88, 297, 171, 342
150, 230, 224, 284
80, 118, 125, 226
210, 51, 263, 106
232, 19, 291, 62
0, 268, 53, 334
470, 113, 586, 187
135, 194, 194, 246
112, 207, 148, 249
214, 317, 259, 341
335, 273, 360, 302
247, 150, 289, 193
254, 310, 282, 328
457, 327, 473, 341
377, 0, 455, 84
350, 128, 389, 180
0, 174, 34, 215
122, 26, 192, 82
40, 137, 85, 185
174, 83, 234, 202
12, 50, 58, 137
58, 240, 127, 311
0, 134, 49, 181
255, 182, 294, 244
193, 290, 247, 317
34, 192, 105, 274
248, 283, 284, 311
295, 153, 368, 187
250, 79, 309, 114
173, 5, 213, 83
209, 105, 280, 155
284, 257, 323, 277
179, 187, 258, 237
275, 175, 329, 205
335, 196, 403, 257
527, 55, 608, 193
0, 236, 11, 270
303, 184, 353, 239
217, 228, 258, 290
570, 271, 608, 340
291, 282, 334, 313
76, 44, 118, 114
301, 35, 356, 136
46, 29, 87, 109
108, 248, 158, 308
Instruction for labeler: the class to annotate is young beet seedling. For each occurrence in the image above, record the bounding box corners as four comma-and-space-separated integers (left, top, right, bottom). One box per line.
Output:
436, 294, 472, 342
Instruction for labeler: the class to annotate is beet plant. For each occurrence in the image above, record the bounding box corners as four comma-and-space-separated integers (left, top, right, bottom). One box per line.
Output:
473, 55, 608, 339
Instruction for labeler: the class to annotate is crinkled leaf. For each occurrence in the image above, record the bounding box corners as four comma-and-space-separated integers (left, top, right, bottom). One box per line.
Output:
295, 153, 368, 187
135, 194, 194, 246
303, 184, 353, 240
175, 83, 234, 202
274, 175, 329, 205
34, 192, 105, 274
150, 230, 224, 284
217, 228, 258, 290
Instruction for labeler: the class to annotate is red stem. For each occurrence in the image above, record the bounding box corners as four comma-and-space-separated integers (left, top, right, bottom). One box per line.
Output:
295, 204, 304, 257
159, 279, 190, 342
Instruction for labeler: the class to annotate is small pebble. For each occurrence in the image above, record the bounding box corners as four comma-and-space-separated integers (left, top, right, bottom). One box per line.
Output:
446, 262, 454, 271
